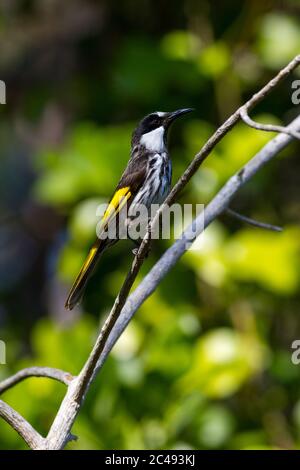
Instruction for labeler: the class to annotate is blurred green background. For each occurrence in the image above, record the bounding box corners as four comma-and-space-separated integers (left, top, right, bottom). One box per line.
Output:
1, 0, 300, 450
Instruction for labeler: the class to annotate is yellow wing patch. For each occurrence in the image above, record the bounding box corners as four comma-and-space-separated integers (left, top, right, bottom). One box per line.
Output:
103, 187, 131, 221
81, 187, 131, 276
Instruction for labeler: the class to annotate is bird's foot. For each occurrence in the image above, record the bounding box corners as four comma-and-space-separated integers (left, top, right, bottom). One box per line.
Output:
132, 244, 150, 258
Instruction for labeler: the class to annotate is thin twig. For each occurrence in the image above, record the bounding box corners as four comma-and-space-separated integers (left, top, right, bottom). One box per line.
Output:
240, 106, 300, 140
73, 232, 151, 402
0, 367, 74, 395
0, 400, 44, 449
225, 208, 283, 232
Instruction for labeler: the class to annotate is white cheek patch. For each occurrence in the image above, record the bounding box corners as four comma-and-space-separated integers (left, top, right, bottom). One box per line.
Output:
140, 126, 165, 152
156, 111, 166, 117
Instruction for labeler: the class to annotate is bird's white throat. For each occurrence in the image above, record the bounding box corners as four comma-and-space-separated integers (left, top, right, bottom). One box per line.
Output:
140, 126, 166, 153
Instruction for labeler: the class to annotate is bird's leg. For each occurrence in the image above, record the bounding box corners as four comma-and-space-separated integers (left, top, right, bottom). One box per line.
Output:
130, 217, 153, 257
131, 238, 151, 258
130, 237, 141, 256
126, 218, 141, 254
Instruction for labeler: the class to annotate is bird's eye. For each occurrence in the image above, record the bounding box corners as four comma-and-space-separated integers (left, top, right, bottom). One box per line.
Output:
140, 114, 162, 134
149, 115, 160, 126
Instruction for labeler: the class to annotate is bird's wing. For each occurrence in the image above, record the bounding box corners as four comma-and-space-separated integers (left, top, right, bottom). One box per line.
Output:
65, 164, 146, 310
97, 163, 147, 236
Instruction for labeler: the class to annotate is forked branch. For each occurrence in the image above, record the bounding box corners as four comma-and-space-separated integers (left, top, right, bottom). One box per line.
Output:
240, 106, 300, 140
0, 55, 299, 450
0, 400, 44, 449
0, 367, 74, 395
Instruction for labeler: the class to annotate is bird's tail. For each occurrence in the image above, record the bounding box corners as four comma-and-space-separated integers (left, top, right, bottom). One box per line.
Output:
65, 240, 106, 310
65, 186, 132, 310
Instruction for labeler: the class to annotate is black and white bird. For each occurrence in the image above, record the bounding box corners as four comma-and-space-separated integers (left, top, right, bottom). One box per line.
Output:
65, 108, 193, 310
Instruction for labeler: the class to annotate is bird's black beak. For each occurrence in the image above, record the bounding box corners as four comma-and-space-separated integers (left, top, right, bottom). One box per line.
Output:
164, 108, 194, 127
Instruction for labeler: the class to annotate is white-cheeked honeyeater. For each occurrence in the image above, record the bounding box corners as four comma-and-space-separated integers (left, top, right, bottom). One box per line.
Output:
65, 108, 193, 310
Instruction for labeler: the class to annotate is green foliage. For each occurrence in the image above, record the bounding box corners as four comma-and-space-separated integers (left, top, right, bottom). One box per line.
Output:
34, 123, 132, 205
257, 13, 300, 68
179, 328, 268, 398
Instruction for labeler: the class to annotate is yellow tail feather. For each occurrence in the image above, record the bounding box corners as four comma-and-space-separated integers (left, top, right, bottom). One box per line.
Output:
65, 186, 132, 310
65, 242, 104, 310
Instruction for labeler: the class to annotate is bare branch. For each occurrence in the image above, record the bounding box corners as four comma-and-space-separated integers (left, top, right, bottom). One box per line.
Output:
240, 106, 300, 140
40, 56, 300, 449
93, 114, 300, 374
73, 230, 152, 403
1, 55, 299, 450
0, 367, 74, 395
74, 54, 300, 397
0, 400, 44, 449
225, 208, 283, 232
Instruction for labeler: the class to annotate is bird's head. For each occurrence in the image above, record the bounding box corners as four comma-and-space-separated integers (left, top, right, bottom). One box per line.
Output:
132, 108, 194, 153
